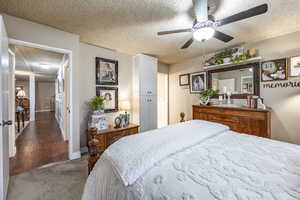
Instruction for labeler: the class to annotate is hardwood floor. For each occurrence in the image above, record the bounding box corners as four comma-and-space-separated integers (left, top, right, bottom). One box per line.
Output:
10, 111, 68, 176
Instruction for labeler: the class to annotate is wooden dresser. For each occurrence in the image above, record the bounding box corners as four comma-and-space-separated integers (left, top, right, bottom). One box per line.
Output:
193, 105, 271, 138
87, 124, 139, 173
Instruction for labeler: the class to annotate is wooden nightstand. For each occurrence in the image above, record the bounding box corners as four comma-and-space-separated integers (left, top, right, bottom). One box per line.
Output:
87, 124, 139, 173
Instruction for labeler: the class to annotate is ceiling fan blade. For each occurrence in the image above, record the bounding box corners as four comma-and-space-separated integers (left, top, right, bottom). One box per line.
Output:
216, 4, 268, 26
181, 38, 194, 49
192, 0, 208, 22
214, 30, 234, 43
158, 29, 192, 35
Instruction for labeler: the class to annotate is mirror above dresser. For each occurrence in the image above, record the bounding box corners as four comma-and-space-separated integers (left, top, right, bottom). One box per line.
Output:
207, 62, 260, 99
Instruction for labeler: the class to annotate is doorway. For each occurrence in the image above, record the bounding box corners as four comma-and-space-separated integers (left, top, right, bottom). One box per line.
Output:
9, 44, 71, 175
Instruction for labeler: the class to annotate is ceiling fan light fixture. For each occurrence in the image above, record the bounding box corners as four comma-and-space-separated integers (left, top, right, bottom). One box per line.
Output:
193, 27, 215, 41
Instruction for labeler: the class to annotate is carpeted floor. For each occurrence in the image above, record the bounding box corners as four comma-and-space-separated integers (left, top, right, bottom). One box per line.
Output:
7, 156, 88, 200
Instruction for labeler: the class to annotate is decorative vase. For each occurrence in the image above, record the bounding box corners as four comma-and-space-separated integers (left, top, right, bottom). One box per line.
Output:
93, 105, 104, 115
223, 57, 231, 63
199, 96, 210, 106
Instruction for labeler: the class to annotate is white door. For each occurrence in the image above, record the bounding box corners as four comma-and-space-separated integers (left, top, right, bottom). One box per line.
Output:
64, 57, 70, 140
139, 55, 157, 96
0, 15, 11, 200
148, 95, 157, 130
139, 95, 149, 132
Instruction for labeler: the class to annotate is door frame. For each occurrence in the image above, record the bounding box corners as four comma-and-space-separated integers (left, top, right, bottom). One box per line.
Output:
8, 38, 76, 160
8, 48, 16, 157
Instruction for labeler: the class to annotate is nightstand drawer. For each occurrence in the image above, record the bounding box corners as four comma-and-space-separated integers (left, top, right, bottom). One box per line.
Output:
94, 134, 106, 150
107, 131, 127, 146
127, 127, 139, 135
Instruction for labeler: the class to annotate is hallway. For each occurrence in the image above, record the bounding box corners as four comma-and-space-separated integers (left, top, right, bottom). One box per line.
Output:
10, 112, 68, 175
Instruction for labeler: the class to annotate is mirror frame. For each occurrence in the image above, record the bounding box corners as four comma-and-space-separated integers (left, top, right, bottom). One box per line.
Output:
207, 62, 260, 99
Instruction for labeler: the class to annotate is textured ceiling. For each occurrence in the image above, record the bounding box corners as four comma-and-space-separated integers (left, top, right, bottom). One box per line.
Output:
1, 0, 300, 64
12, 45, 63, 80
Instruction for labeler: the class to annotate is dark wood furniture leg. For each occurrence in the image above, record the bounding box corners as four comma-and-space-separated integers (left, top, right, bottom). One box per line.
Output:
16, 112, 20, 132
21, 111, 25, 128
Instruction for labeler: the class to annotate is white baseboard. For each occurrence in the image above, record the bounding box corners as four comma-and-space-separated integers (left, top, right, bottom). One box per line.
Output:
69, 151, 81, 160
80, 146, 88, 154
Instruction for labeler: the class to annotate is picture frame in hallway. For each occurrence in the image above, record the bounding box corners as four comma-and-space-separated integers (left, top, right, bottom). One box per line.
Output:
96, 86, 118, 113
189, 72, 207, 94
179, 74, 190, 86
96, 57, 118, 85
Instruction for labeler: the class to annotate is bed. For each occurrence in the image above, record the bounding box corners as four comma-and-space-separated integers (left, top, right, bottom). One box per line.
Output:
82, 120, 300, 200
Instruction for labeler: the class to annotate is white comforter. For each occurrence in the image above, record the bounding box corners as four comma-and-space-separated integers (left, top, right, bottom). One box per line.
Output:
82, 120, 300, 200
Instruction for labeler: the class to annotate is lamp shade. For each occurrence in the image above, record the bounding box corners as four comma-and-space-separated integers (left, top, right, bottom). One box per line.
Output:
120, 101, 130, 111
17, 89, 26, 98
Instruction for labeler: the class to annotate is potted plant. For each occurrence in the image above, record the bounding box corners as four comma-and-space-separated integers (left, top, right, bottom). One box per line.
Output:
199, 89, 219, 105
89, 96, 105, 114
216, 49, 233, 64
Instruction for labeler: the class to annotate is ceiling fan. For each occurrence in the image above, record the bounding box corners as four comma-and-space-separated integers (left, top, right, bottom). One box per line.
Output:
157, 0, 268, 49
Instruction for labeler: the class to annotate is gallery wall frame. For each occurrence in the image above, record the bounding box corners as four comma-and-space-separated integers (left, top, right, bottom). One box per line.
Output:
96, 57, 118, 85
261, 58, 288, 82
96, 86, 119, 113
179, 74, 190, 86
189, 72, 207, 94
288, 56, 300, 77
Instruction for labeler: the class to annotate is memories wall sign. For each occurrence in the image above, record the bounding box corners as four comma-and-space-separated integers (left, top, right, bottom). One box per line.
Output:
263, 81, 300, 89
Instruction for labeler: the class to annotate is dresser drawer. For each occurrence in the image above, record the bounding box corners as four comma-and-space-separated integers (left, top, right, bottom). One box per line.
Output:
207, 114, 239, 123
192, 105, 271, 138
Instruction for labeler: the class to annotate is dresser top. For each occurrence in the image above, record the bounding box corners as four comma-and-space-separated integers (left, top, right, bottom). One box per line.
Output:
193, 105, 272, 113
97, 124, 139, 134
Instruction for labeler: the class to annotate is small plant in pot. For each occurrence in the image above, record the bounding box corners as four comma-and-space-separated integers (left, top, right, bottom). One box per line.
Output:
89, 96, 105, 114
199, 89, 219, 106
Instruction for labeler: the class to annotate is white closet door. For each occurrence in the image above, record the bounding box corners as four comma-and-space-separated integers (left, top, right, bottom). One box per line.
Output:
147, 95, 157, 130
139, 95, 149, 132
139, 56, 157, 96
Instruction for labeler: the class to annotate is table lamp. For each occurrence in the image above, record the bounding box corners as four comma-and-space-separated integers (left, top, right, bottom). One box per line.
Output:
17, 89, 26, 98
120, 100, 130, 114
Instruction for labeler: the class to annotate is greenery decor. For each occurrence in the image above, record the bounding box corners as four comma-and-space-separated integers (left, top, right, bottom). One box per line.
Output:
231, 54, 250, 64
200, 89, 219, 99
199, 89, 219, 105
89, 96, 104, 111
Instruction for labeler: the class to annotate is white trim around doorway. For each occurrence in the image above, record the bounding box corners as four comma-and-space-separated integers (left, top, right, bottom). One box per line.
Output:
8, 38, 79, 161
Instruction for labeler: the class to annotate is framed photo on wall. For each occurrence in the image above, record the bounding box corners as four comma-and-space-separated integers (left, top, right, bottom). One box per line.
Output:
179, 74, 190, 86
96, 57, 118, 85
189, 72, 207, 93
288, 56, 300, 77
96, 86, 118, 113
261, 58, 287, 82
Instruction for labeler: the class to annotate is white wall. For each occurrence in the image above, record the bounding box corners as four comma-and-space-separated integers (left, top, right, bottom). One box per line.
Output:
3, 14, 81, 157
157, 62, 169, 127
169, 31, 300, 145
79, 43, 134, 148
